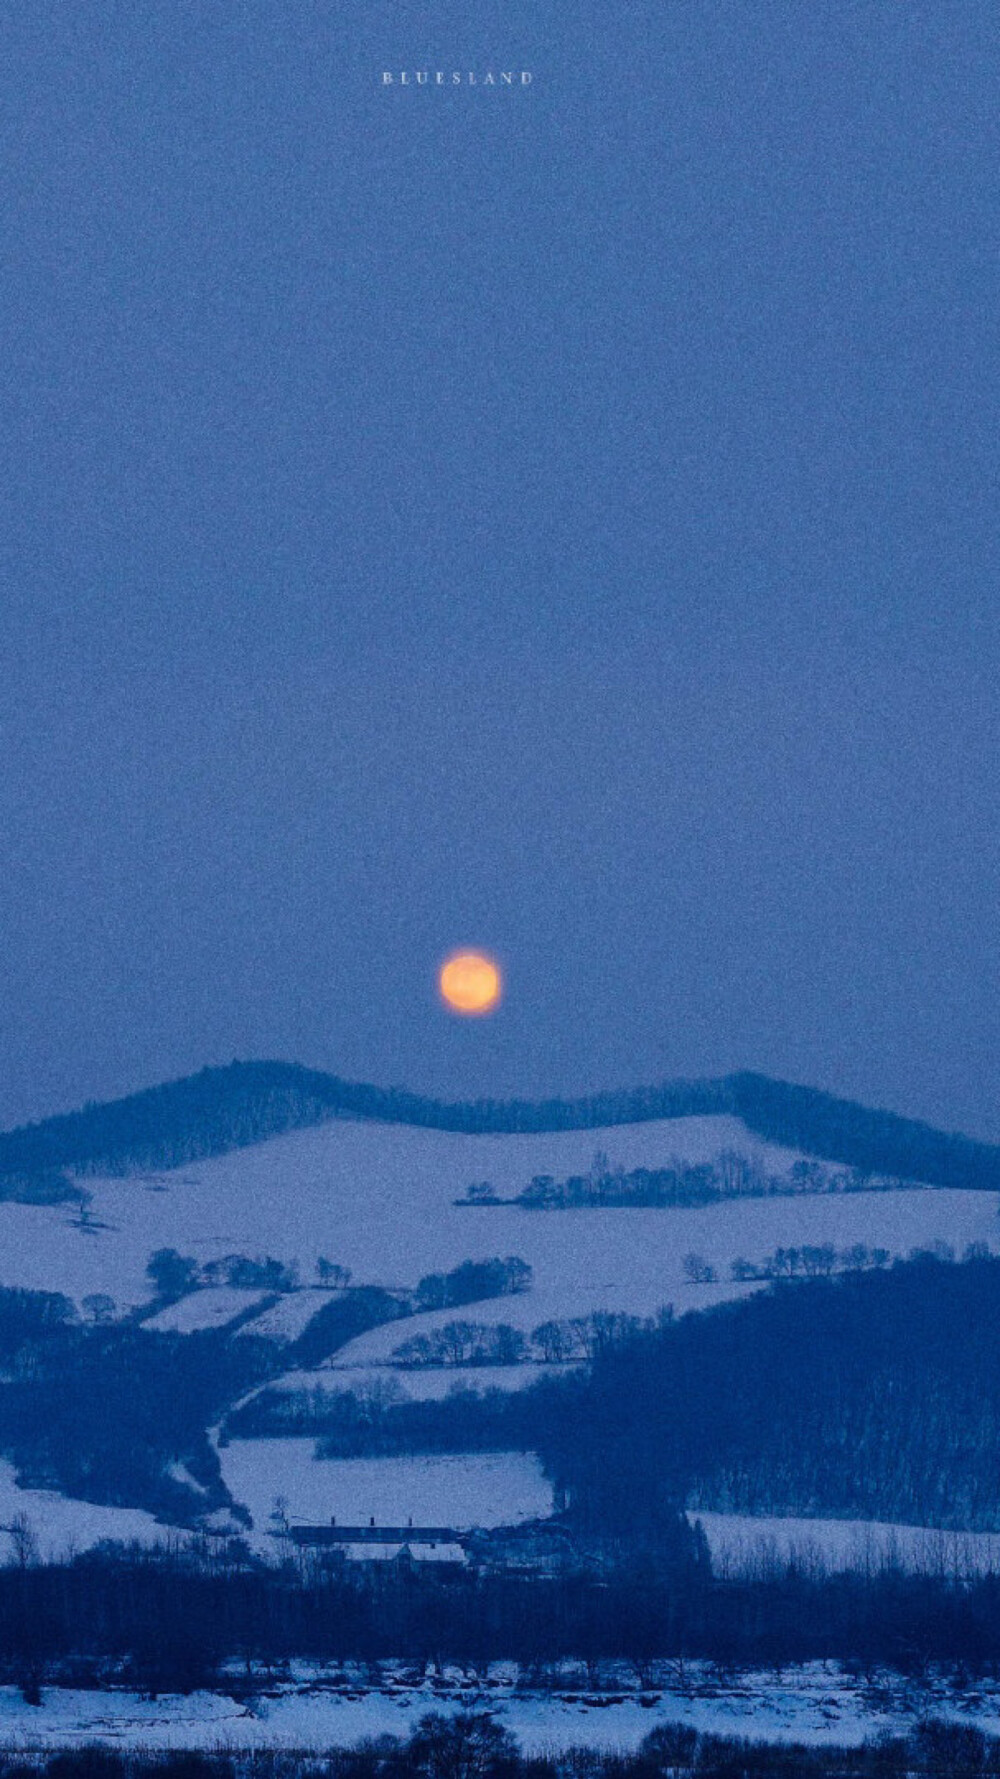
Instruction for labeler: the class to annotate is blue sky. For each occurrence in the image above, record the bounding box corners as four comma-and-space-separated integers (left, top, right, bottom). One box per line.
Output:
1, 3, 998, 1136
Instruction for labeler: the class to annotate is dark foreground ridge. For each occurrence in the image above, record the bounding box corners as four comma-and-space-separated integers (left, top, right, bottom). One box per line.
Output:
0, 1060, 998, 1190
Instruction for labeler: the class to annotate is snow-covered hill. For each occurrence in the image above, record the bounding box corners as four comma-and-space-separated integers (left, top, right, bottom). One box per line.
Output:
0, 1111, 992, 1313
0, 1100, 997, 1554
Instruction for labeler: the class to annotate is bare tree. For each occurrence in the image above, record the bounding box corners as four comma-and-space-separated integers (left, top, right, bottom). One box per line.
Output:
683, 1253, 717, 1285
82, 1293, 117, 1323
8, 1512, 39, 1569
316, 1258, 352, 1287
439, 1320, 476, 1365
532, 1320, 573, 1363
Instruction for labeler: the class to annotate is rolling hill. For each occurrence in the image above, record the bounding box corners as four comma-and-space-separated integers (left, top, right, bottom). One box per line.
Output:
0, 1064, 997, 1556
2, 1060, 998, 1189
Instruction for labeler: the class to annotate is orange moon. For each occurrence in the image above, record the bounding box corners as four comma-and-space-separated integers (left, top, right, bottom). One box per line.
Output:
438, 950, 502, 1016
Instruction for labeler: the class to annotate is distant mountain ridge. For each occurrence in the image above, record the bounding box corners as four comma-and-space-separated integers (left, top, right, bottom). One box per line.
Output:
0, 1061, 998, 1193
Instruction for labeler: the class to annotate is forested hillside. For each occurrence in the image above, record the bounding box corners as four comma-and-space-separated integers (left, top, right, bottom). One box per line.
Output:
541, 1251, 1000, 1532
1, 1062, 998, 1189
305, 1253, 1000, 1536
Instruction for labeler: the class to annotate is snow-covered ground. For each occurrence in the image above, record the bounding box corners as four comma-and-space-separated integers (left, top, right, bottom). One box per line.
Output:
0, 1111, 996, 1555
217, 1441, 553, 1536
144, 1288, 270, 1333
692, 1511, 1000, 1579
236, 1290, 337, 1342
0, 1665, 997, 1752
320, 1182, 995, 1377
1, 1113, 986, 1319
4, 1432, 994, 1582
0, 1460, 171, 1560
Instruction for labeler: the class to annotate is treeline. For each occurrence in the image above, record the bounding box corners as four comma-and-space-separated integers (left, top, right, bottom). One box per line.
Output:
728, 1072, 1000, 1193
3, 1721, 1000, 1779
232, 1381, 532, 1443
225, 1312, 644, 1436
393, 1319, 558, 1370
0, 1064, 723, 1182
145, 1250, 309, 1300
0, 1540, 708, 1693
3, 1061, 998, 1192
727, 1242, 894, 1282
412, 1258, 533, 1310
726, 1241, 978, 1283
14, 1543, 1000, 1687
392, 1307, 632, 1368
461, 1153, 877, 1210
150, 1251, 530, 1309
0, 1288, 275, 1523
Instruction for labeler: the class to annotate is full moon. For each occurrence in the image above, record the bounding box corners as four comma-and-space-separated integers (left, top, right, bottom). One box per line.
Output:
438, 950, 502, 1016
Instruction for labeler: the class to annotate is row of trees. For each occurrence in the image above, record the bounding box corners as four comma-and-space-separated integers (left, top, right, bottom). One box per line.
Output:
686, 1240, 981, 1286
145, 1251, 532, 1314
13, 1541, 1000, 1690
390, 1309, 634, 1370
465, 1153, 878, 1211
728, 1243, 891, 1281
145, 1250, 352, 1302
680, 1244, 892, 1286
392, 1323, 531, 1368
414, 1259, 532, 1312
6, 1717, 1000, 1779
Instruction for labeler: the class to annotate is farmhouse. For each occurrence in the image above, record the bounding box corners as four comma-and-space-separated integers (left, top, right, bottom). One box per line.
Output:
287, 1519, 469, 1567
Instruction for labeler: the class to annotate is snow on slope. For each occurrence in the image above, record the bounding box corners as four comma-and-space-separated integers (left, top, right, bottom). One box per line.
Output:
0, 1111, 996, 1548
216, 1441, 553, 1536
0, 1113, 993, 1317
332, 1279, 761, 1369
0, 1459, 171, 1559
325, 1185, 998, 1373
236, 1289, 339, 1341
144, 1287, 270, 1333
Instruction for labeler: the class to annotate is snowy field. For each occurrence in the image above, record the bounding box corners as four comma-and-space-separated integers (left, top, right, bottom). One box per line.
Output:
144, 1289, 270, 1333
236, 1290, 337, 1341
1, 1113, 987, 1320
321, 1183, 998, 1376
0, 1460, 170, 1560
217, 1440, 553, 1535
0, 1665, 997, 1752
692, 1511, 1000, 1578
4, 1432, 996, 1579
0, 1111, 996, 1558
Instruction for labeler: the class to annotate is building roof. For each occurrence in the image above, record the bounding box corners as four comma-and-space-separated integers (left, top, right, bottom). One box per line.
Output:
288, 1524, 464, 1547
333, 1541, 468, 1565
